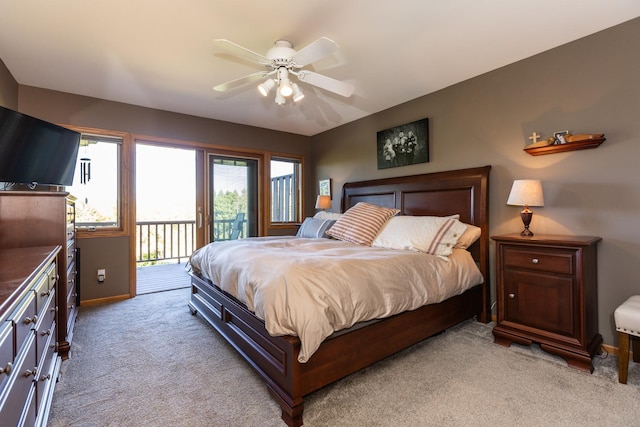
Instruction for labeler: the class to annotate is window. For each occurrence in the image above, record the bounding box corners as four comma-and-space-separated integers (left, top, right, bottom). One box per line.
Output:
270, 157, 301, 223
66, 132, 124, 231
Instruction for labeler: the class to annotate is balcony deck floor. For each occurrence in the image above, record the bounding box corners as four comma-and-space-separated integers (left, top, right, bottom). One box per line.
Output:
136, 262, 191, 295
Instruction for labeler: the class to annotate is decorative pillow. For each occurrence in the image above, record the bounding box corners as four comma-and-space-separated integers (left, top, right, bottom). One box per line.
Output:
313, 211, 343, 221
325, 202, 400, 246
296, 217, 336, 238
455, 222, 482, 249
372, 215, 468, 257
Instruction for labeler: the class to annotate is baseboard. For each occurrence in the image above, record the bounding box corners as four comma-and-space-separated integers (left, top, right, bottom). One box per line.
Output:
80, 294, 131, 306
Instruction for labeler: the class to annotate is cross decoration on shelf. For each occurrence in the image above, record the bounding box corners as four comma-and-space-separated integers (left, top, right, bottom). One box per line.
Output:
528, 132, 541, 144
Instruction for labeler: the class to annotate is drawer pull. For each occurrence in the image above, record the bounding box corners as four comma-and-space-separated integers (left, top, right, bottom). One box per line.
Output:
40, 290, 51, 297
0, 362, 12, 375
40, 329, 52, 337
24, 367, 37, 378
508, 293, 516, 299
531, 258, 539, 264
23, 314, 38, 325
39, 374, 51, 381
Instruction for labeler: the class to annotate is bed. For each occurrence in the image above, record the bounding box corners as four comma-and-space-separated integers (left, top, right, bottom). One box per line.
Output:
188, 165, 491, 426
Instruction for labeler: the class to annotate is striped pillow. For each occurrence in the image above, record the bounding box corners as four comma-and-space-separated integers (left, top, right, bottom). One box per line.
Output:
325, 202, 399, 246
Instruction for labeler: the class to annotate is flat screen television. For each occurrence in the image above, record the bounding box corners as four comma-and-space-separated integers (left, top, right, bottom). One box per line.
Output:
0, 105, 81, 186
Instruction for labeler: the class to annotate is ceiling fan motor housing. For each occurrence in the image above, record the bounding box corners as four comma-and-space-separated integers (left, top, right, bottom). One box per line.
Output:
267, 40, 297, 67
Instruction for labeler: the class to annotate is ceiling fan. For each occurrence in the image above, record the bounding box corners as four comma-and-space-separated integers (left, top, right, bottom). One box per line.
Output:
212, 37, 355, 105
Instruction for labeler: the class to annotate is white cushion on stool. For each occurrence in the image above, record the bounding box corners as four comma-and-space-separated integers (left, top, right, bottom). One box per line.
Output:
614, 295, 640, 338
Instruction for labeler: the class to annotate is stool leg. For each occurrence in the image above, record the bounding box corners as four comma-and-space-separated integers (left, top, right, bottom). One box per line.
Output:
633, 336, 640, 363
619, 331, 630, 384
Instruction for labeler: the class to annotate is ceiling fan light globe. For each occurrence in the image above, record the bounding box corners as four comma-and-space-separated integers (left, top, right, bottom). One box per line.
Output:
279, 83, 293, 97
257, 79, 276, 97
292, 83, 304, 102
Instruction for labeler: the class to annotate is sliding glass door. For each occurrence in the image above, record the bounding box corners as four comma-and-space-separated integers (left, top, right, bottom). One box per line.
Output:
209, 154, 258, 242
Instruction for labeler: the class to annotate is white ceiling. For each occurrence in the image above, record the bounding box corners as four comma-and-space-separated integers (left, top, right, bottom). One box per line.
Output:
1, 1, 639, 136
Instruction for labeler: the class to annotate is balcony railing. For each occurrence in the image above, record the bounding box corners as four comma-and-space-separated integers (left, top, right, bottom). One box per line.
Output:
136, 175, 294, 264
136, 218, 246, 265
137, 220, 196, 265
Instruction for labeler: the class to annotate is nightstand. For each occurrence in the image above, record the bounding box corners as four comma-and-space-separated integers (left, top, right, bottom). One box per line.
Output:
492, 234, 602, 373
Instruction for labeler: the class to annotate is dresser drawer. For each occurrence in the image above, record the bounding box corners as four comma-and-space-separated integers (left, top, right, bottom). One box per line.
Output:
36, 292, 56, 358
0, 322, 14, 396
502, 246, 574, 275
0, 334, 37, 427
65, 240, 76, 269
34, 274, 54, 318
9, 293, 37, 355
36, 320, 57, 416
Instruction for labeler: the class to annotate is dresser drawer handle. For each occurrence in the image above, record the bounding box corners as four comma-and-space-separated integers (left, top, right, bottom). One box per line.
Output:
40, 290, 51, 297
40, 329, 52, 337
23, 315, 38, 325
24, 367, 37, 378
39, 374, 51, 382
531, 258, 539, 264
508, 293, 516, 299
0, 362, 12, 375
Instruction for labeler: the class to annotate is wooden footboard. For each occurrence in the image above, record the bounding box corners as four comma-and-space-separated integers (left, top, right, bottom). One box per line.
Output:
189, 271, 483, 426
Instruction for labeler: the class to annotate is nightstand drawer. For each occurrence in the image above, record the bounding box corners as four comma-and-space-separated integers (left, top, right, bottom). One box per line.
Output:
502, 246, 574, 275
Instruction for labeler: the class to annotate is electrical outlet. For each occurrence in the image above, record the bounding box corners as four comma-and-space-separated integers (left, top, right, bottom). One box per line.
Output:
97, 269, 106, 283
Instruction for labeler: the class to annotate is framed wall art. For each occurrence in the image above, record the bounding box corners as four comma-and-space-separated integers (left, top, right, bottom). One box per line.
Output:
318, 178, 332, 198
377, 118, 429, 169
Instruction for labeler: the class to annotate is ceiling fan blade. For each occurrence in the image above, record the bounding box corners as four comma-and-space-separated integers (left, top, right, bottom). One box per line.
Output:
297, 70, 355, 97
213, 39, 269, 64
213, 71, 270, 92
291, 37, 339, 67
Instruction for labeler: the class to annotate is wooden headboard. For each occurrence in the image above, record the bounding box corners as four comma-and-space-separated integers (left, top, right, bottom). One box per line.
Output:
341, 165, 491, 322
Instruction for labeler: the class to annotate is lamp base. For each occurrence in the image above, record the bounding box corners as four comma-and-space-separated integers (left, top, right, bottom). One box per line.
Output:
520, 210, 534, 237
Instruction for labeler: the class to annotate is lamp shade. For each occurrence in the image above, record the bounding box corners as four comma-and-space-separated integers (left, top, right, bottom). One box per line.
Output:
315, 195, 331, 210
507, 179, 544, 207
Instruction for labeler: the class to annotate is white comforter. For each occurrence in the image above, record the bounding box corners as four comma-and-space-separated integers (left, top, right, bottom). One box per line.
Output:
188, 236, 483, 363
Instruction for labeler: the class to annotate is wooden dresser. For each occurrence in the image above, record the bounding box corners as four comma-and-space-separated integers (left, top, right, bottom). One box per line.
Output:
0, 246, 61, 427
492, 234, 602, 373
0, 191, 78, 359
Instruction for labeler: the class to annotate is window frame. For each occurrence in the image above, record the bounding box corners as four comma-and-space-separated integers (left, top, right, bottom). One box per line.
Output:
267, 153, 304, 228
65, 126, 131, 239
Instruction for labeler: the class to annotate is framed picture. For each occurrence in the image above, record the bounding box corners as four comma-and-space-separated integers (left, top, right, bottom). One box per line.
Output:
554, 130, 569, 145
377, 118, 429, 169
319, 178, 332, 198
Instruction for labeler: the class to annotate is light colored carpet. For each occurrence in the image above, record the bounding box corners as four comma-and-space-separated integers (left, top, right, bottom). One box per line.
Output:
48, 288, 640, 427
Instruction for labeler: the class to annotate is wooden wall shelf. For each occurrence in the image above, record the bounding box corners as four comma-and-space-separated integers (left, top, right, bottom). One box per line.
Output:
524, 137, 606, 156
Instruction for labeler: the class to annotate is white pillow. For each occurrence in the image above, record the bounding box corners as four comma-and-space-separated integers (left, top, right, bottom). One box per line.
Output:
455, 223, 482, 249
372, 215, 468, 257
313, 211, 343, 221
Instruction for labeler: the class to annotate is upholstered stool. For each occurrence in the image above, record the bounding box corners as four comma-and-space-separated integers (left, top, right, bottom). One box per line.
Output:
614, 295, 640, 384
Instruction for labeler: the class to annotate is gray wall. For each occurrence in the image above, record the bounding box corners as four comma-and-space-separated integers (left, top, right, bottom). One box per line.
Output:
310, 18, 640, 347
0, 58, 18, 109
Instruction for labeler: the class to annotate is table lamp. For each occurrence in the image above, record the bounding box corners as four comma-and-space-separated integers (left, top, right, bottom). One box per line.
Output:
315, 195, 331, 211
507, 179, 544, 236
